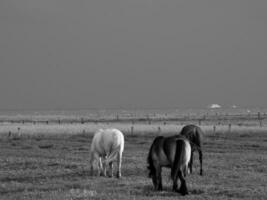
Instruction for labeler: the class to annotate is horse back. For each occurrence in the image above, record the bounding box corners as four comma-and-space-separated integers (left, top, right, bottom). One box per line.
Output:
149, 136, 170, 167
91, 128, 124, 156
162, 137, 179, 164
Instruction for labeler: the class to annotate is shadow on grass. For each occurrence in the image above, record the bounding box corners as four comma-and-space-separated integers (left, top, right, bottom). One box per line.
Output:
136, 185, 204, 197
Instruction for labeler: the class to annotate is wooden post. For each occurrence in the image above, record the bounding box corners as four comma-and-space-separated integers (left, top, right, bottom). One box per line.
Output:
131, 126, 134, 135
146, 115, 150, 123
158, 126, 161, 134
228, 124, 232, 133
258, 112, 262, 127
17, 127, 21, 137
213, 125, 216, 134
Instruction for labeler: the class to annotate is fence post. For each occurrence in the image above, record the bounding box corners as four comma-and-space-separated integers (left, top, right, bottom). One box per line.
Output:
17, 127, 21, 137
228, 124, 231, 133
258, 112, 262, 127
131, 126, 134, 135
158, 126, 161, 134
213, 125, 216, 134
258, 112, 261, 120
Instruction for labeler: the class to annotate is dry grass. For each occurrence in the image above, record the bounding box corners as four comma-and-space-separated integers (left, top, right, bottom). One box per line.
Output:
0, 124, 266, 200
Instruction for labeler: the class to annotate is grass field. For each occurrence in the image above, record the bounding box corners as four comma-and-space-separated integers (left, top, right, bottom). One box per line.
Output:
0, 124, 266, 200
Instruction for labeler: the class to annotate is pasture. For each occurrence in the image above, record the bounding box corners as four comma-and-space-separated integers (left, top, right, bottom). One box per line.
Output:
0, 122, 266, 200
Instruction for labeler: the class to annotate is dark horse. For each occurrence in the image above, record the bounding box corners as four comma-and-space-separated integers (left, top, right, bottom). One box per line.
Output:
147, 136, 191, 195
180, 124, 203, 175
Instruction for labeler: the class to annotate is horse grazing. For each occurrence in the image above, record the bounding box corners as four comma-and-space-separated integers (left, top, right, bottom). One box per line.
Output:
89, 128, 124, 178
180, 124, 203, 175
147, 136, 191, 195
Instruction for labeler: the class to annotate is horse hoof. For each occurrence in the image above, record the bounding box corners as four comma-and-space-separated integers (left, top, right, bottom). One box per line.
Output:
157, 187, 163, 191
116, 173, 121, 178
181, 191, 189, 196
173, 188, 180, 193
100, 172, 106, 177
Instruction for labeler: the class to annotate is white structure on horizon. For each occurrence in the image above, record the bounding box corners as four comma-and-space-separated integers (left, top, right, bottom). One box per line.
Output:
208, 104, 221, 109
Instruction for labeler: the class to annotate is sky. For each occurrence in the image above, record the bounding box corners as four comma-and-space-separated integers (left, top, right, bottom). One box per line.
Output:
0, 0, 267, 110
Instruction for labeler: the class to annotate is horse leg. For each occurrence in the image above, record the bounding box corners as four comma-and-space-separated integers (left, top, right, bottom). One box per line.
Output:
109, 162, 113, 177
172, 174, 179, 192
158, 167, 163, 191
189, 151, 193, 174
98, 157, 105, 176
150, 161, 159, 190
89, 153, 95, 176
171, 167, 179, 192
102, 158, 107, 177
116, 152, 122, 178
199, 149, 203, 175
178, 170, 188, 195
152, 174, 157, 190
155, 165, 162, 191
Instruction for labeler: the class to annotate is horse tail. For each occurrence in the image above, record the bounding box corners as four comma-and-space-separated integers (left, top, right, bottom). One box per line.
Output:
147, 148, 154, 178
171, 139, 191, 179
147, 143, 155, 178
147, 136, 163, 178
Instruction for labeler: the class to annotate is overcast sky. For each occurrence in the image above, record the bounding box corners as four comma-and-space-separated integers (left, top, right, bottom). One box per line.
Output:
0, 0, 266, 110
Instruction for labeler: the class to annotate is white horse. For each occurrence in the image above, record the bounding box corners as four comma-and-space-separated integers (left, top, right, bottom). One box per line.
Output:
89, 128, 124, 178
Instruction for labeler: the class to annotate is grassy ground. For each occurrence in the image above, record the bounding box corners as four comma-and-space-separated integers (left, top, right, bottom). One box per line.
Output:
0, 128, 266, 200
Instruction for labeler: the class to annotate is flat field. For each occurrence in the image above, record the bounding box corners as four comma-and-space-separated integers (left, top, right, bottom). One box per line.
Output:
0, 124, 266, 200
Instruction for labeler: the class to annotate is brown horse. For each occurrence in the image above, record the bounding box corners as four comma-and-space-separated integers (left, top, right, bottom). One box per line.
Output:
180, 124, 203, 175
147, 136, 191, 195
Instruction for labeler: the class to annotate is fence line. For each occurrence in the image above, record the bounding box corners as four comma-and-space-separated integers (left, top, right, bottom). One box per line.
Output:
0, 113, 266, 127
